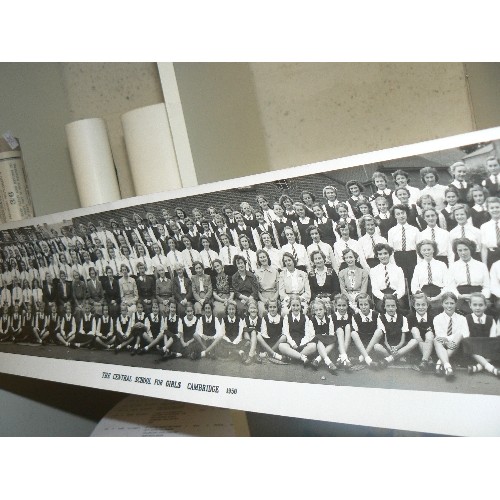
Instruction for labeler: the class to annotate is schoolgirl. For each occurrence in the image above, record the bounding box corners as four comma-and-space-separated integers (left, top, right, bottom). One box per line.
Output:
311, 202, 337, 248
440, 187, 460, 231
345, 180, 365, 219
374, 294, 418, 368
349, 293, 383, 368
369, 171, 393, 214
331, 293, 354, 368
335, 202, 360, 240
9, 302, 23, 343
256, 299, 286, 362
217, 300, 245, 360
407, 292, 435, 371
0, 304, 10, 342
177, 302, 198, 358
238, 299, 263, 364
463, 293, 500, 377
481, 155, 500, 197
278, 295, 316, 365
73, 301, 96, 349
42, 301, 60, 345
375, 196, 396, 240
57, 301, 76, 347
193, 301, 223, 359
95, 303, 115, 349
32, 302, 46, 344
480, 196, 500, 269
114, 302, 135, 352
321, 185, 341, 222
129, 301, 149, 354
278, 194, 298, 223
391, 169, 421, 206
467, 185, 491, 229
292, 202, 314, 247
240, 202, 259, 229
420, 166, 448, 211
18, 302, 35, 343
309, 298, 338, 374
448, 161, 469, 204
433, 292, 470, 379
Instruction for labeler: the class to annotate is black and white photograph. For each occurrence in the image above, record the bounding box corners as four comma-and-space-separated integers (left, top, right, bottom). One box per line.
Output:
1, 129, 500, 435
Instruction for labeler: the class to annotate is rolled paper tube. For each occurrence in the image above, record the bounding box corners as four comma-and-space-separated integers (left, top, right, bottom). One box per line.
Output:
121, 103, 182, 196
65, 118, 121, 208
0, 136, 35, 223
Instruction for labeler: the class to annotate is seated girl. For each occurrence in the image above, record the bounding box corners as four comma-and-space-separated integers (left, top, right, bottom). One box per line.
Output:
462, 293, 500, 378
257, 299, 286, 363
309, 298, 338, 374
374, 294, 418, 368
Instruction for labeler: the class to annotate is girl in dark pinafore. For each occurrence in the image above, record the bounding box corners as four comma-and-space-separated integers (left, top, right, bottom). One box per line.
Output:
463, 293, 500, 378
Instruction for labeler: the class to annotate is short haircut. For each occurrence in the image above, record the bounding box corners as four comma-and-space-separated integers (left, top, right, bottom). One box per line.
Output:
416, 239, 438, 259
374, 242, 393, 256
355, 292, 373, 308
420, 166, 440, 184
440, 291, 457, 304
449, 161, 466, 174
452, 237, 477, 254
282, 251, 297, 267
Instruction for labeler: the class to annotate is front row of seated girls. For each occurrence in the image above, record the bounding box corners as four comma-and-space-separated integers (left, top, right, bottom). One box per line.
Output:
1, 289, 499, 381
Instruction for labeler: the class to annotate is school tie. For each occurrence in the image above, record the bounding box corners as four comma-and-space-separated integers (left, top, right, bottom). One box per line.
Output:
207, 252, 213, 268
496, 222, 500, 246
461, 226, 466, 238
292, 244, 298, 261
345, 241, 350, 250
401, 226, 406, 251
188, 251, 194, 266
465, 262, 472, 285
174, 252, 179, 262
227, 246, 231, 264
384, 265, 390, 289
371, 236, 376, 253
431, 228, 435, 242
460, 181, 466, 189
447, 317, 453, 336
246, 250, 253, 272
427, 262, 433, 285
420, 316, 425, 323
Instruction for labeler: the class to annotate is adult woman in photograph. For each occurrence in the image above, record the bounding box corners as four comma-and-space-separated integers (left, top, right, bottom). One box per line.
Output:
211, 258, 234, 319
231, 254, 259, 316
448, 204, 482, 262
191, 261, 213, 316
338, 248, 369, 310
254, 249, 279, 317
119, 264, 138, 314
279, 252, 311, 315
308, 249, 340, 310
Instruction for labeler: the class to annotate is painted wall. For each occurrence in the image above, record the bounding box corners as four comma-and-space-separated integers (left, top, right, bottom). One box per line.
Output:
0, 63, 79, 216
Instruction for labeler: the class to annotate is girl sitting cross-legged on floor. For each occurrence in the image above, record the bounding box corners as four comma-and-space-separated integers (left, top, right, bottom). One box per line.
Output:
309, 298, 338, 374
349, 293, 383, 369
193, 301, 223, 360
331, 293, 354, 369
278, 295, 316, 366
256, 299, 286, 363
239, 299, 263, 365
374, 294, 418, 369
462, 292, 500, 378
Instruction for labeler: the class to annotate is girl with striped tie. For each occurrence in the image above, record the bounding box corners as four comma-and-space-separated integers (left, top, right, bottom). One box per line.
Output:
433, 292, 470, 379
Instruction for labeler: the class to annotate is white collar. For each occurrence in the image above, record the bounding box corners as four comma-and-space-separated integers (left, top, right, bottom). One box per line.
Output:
335, 311, 348, 320
416, 313, 427, 322
291, 313, 301, 321
360, 311, 372, 321
385, 313, 397, 322
267, 314, 280, 324
472, 314, 485, 324
315, 316, 327, 325
204, 315, 213, 323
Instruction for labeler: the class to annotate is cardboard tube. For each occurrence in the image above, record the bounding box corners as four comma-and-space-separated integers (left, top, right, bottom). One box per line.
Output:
122, 103, 182, 195
65, 118, 121, 208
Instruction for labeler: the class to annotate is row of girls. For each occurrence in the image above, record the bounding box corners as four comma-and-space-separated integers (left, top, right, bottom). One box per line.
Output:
1, 159, 500, 321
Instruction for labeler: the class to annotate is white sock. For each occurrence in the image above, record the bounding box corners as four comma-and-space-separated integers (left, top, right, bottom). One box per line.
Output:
359, 355, 364, 363
436, 359, 442, 366
340, 353, 348, 362
273, 353, 283, 360
324, 356, 332, 366
444, 362, 452, 370
201, 351, 206, 357
301, 354, 307, 362
314, 355, 321, 362
484, 363, 494, 373
385, 355, 394, 363
365, 356, 372, 365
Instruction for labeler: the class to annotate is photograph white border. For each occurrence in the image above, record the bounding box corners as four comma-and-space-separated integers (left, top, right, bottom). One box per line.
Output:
2, 126, 500, 436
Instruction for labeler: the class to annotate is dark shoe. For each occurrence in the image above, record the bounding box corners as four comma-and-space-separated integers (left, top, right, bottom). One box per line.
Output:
418, 360, 428, 372
327, 363, 338, 375
435, 364, 444, 377
244, 355, 254, 365
311, 358, 320, 370
444, 367, 455, 380
378, 358, 389, 369
368, 361, 379, 370
302, 356, 311, 368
